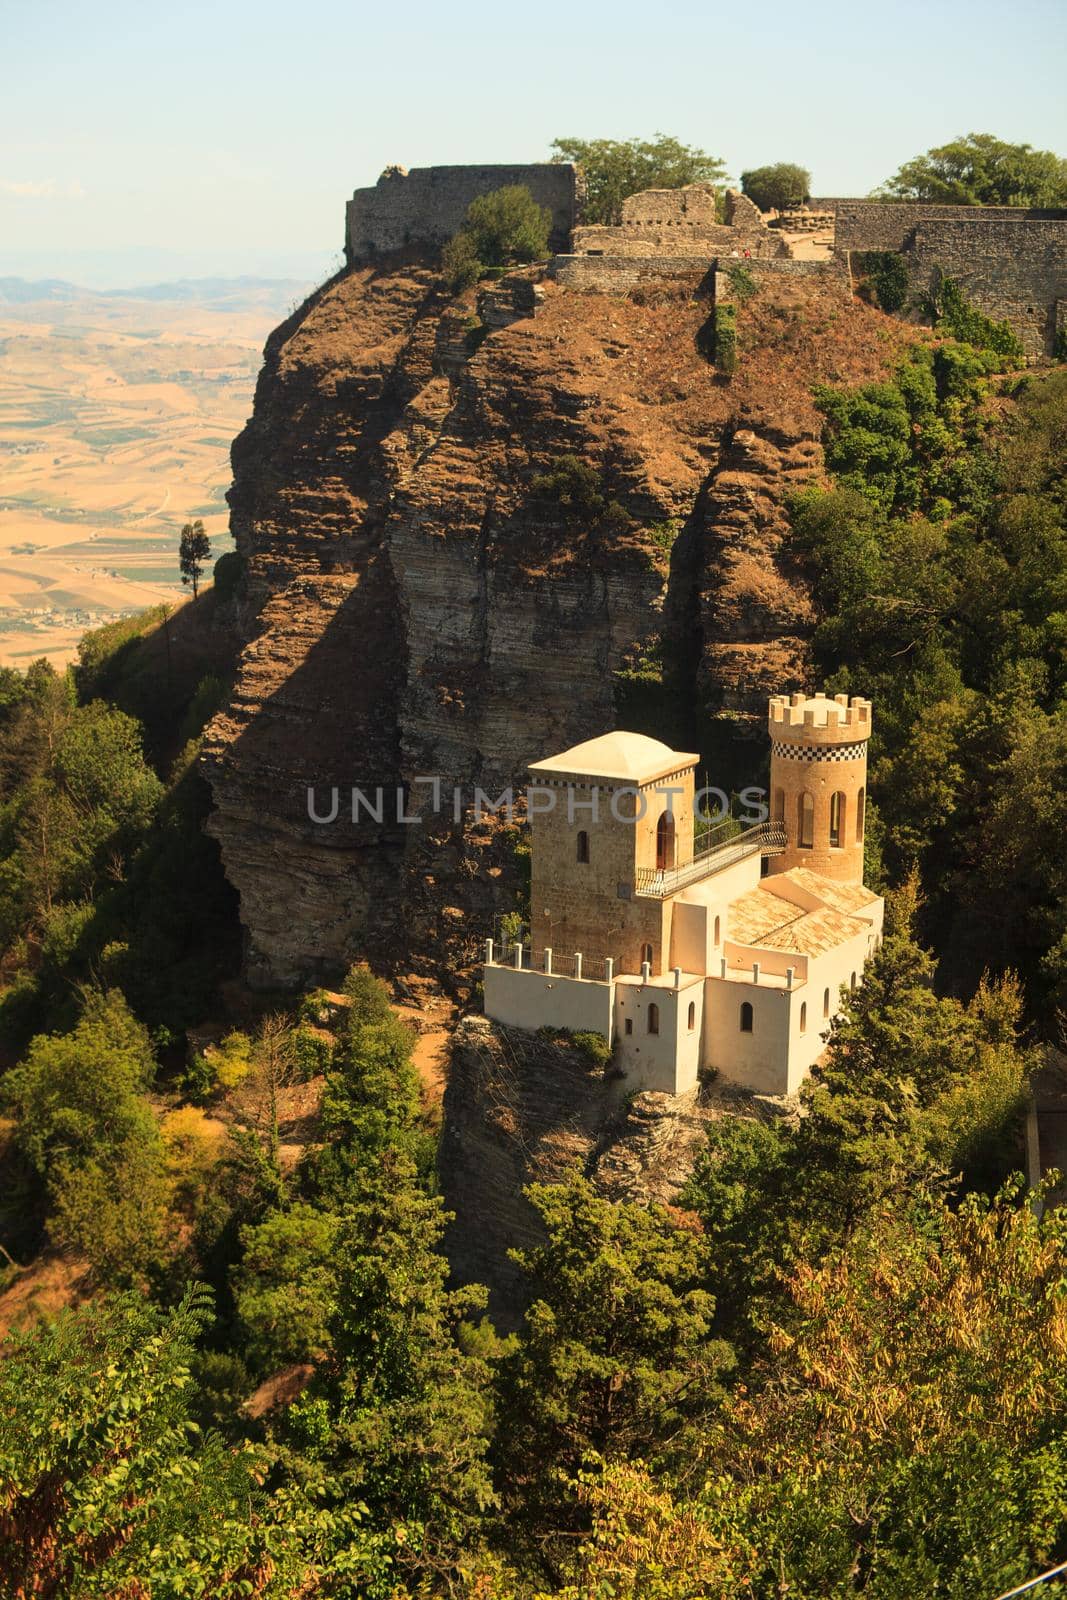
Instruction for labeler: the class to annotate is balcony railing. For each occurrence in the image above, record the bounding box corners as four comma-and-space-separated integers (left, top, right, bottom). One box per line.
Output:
634, 821, 787, 898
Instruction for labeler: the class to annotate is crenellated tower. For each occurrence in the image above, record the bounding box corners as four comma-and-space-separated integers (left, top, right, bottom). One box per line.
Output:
766, 692, 871, 885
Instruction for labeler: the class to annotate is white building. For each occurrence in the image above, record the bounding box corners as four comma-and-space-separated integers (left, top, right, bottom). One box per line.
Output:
483, 691, 884, 1097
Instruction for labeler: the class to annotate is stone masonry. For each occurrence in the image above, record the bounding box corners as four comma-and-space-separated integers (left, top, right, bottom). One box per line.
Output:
346, 163, 582, 260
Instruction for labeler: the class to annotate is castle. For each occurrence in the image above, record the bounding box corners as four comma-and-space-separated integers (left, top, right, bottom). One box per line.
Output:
345, 164, 1067, 356
482, 691, 884, 1097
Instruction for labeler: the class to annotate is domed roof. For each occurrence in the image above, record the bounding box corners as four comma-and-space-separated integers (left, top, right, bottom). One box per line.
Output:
529, 731, 699, 785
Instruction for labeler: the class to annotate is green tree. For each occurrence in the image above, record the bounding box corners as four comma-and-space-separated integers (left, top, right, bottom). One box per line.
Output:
0, 1287, 338, 1597
878, 131, 1067, 207
179, 517, 211, 598
281, 1161, 498, 1590
442, 185, 551, 290
740, 161, 811, 211
710, 1182, 1067, 1597
550, 133, 727, 225
496, 1171, 732, 1541
236, 1201, 341, 1371
3, 990, 169, 1281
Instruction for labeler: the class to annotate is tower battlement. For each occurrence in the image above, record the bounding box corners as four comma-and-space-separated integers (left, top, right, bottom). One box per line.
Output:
769, 691, 872, 741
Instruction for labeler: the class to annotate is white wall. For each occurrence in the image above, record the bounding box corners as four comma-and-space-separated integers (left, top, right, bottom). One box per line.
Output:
614, 976, 703, 1094
483, 965, 615, 1040
705, 976, 795, 1096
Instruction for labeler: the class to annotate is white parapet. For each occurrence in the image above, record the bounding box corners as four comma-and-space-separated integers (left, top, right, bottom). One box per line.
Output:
483, 963, 615, 1042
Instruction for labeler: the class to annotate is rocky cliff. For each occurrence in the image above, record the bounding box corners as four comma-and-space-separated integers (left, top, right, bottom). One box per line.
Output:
203, 257, 921, 988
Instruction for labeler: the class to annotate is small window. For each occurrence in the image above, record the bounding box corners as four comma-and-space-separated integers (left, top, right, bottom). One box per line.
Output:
740, 1001, 753, 1033
624, 1017, 633, 1036
576, 829, 589, 863
648, 1003, 660, 1035
829, 791, 845, 849
823, 986, 830, 1019
640, 942, 653, 968
856, 786, 866, 843
798, 792, 814, 849
773, 787, 785, 824
799, 1002, 807, 1034
713, 914, 721, 946
850, 971, 857, 992
687, 1000, 696, 1031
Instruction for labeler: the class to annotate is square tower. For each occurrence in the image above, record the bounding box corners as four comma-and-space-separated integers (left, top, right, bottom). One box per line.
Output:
527, 732, 699, 976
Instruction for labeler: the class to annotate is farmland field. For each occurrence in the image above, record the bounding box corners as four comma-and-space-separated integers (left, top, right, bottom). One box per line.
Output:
0, 282, 306, 665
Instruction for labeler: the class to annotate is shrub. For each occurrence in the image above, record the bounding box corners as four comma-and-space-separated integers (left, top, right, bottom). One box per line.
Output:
572, 1030, 612, 1068
442, 185, 551, 292
726, 263, 758, 305
855, 250, 911, 314
740, 162, 811, 212
713, 303, 738, 374
928, 275, 1024, 360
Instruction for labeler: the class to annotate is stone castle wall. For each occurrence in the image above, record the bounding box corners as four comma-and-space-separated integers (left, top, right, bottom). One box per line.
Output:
809, 200, 1067, 357
571, 186, 787, 262
906, 218, 1067, 356
346, 164, 582, 260
828, 199, 1067, 254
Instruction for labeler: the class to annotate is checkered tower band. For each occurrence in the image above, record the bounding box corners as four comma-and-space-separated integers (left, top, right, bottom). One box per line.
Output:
771, 739, 869, 763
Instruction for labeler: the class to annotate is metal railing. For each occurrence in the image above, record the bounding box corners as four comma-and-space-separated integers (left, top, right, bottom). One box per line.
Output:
635, 820, 788, 898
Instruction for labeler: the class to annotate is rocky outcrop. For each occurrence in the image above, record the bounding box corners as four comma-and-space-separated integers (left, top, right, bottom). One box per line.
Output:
440, 1015, 772, 1323
204, 255, 920, 987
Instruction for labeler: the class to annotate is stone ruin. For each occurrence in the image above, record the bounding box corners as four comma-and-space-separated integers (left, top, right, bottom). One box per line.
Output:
571, 186, 789, 260
342, 161, 1067, 358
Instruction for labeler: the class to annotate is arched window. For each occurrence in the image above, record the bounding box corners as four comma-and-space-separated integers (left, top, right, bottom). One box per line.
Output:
687, 1000, 696, 1031
713, 914, 721, 946
800, 1002, 807, 1034
773, 787, 785, 824
850, 971, 857, 992
829, 791, 845, 848
856, 786, 866, 842
648, 1003, 660, 1035
740, 1001, 753, 1033
640, 942, 653, 969
576, 829, 589, 863
823, 986, 830, 1018
798, 791, 814, 849
655, 810, 676, 871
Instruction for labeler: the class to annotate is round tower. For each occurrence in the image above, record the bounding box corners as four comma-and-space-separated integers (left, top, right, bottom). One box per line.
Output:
766, 691, 871, 886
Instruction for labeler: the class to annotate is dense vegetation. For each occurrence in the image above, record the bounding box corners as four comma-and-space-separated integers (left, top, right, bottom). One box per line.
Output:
1, 157, 1067, 1596
442, 186, 551, 291
740, 161, 811, 211
549, 133, 726, 224
878, 131, 1067, 207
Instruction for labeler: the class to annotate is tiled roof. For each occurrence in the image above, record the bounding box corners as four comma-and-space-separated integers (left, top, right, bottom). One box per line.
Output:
728, 887, 869, 957
773, 866, 880, 915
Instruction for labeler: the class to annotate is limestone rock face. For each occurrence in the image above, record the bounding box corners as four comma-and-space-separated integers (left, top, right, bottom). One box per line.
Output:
440, 1015, 752, 1324
204, 258, 916, 987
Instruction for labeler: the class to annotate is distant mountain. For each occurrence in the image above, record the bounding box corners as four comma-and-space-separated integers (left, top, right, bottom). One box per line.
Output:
0, 277, 84, 304
0, 275, 320, 315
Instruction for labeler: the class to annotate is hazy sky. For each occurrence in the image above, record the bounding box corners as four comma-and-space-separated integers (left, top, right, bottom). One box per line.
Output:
2, 0, 1065, 286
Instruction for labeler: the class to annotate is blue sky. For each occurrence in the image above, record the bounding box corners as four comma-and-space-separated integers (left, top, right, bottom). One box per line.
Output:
2, 0, 1065, 287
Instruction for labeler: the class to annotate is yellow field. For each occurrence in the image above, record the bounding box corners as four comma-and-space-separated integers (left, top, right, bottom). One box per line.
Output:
0, 292, 287, 666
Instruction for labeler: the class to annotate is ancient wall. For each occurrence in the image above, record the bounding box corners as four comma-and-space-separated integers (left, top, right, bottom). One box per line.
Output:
549, 254, 711, 292
621, 184, 719, 227
346, 163, 582, 260
830, 200, 1067, 254
905, 218, 1067, 357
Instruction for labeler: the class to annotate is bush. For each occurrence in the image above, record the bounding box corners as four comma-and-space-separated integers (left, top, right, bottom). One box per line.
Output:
572, 1030, 612, 1068
713, 303, 738, 374
855, 250, 911, 314
726, 263, 758, 305
442, 184, 551, 292
740, 162, 811, 212
929, 275, 1024, 360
